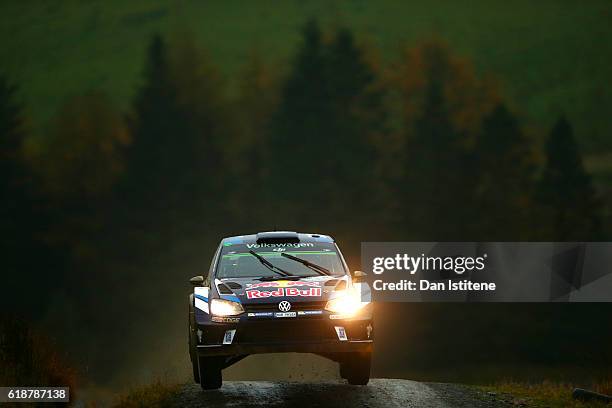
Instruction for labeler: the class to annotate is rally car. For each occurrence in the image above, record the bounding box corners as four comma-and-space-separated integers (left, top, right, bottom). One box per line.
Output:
188, 231, 373, 389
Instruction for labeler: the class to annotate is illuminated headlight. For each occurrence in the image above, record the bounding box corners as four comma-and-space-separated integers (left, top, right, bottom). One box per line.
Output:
210, 299, 244, 316
325, 289, 368, 316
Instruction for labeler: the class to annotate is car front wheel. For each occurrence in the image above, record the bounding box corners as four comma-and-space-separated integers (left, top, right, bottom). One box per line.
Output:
341, 352, 371, 385
188, 299, 200, 383
198, 356, 223, 390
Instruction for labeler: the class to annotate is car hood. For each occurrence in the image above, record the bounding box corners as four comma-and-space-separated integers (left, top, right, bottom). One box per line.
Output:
216, 275, 348, 305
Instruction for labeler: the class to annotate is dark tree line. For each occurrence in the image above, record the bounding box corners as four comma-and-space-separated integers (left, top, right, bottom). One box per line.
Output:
0, 78, 66, 315
537, 116, 603, 240
267, 22, 386, 235
0, 21, 606, 381
1, 21, 605, 302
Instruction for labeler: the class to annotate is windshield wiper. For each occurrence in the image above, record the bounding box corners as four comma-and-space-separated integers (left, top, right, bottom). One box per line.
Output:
281, 253, 331, 276
248, 250, 294, 277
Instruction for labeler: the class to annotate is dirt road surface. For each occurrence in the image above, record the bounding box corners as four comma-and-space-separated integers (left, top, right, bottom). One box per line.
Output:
170, 379, 510, 407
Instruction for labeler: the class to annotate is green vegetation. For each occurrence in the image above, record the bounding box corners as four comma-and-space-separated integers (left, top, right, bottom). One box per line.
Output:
0, 1, 611, 155
537, 116, 604, 240
112, 380, 181, 408
0, 317, 76, 394
268, 21, 385, 231
481, 381, 612, 408
1, 3, 611, 395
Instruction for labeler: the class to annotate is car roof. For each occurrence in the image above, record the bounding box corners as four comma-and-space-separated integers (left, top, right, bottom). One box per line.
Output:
221, 231, 334, 245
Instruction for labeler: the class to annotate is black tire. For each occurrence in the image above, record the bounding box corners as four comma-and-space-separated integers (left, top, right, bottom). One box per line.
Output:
339, 361, 348, 379
188, 296, 200, 383
189, 322, 200, 383
198, 356, 223, 390
191, 357, 200, 384
341, 352, 371, 385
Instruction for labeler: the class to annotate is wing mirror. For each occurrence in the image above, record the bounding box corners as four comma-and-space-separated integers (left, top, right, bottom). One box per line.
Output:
352, 270, 367, 282
189, 275, 204, 286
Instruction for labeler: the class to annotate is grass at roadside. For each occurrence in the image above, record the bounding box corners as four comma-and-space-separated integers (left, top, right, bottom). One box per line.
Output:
480, 380, 611, 408
112, 380, 182, 408
0, 316, 77, 394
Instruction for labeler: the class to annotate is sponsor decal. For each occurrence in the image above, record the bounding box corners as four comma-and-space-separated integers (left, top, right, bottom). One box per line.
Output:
246, 287, 322, 299
246, 288, 283, 299
194, 286, 209, 300
286, 287, 319, 297
247, 310, 323, 317
221, 250, 338, 260
211, 316, 240, 323
245, 243, 315, 249
246, 280, 321, 288
194, 287, 210, 313
194, 297, 209, 313
274, 312, 297, 318
297, 310, 323, 316
247, 312, 274, 318
221, 294, 241, 303
329, 314, 351, 320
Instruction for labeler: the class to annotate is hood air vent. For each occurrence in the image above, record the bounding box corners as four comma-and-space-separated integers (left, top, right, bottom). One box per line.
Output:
217, 283, 234, 295
224, 281, 242, 290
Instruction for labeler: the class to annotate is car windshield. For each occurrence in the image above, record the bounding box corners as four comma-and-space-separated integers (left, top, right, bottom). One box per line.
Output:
216, 242, 346, 279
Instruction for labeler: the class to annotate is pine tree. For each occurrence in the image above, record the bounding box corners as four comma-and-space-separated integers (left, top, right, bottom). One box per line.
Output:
0, 76, 58, 314
267, 22, 384, 233
537, 116, 603, 240
166, 31, 225, 222
122, 34, 186, 209
325, 29, 385, 213
399, 44, 474, 240
392, 41, 508, 240
122, 34, 221, 224
474, 104, 536, 240
230, 54, 279, 228
0, 78, 27, 193
266, 20, 334, 230
0, 77, 30, 252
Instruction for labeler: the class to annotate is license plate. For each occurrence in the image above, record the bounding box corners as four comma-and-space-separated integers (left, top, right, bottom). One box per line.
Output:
274, 312, 297, 318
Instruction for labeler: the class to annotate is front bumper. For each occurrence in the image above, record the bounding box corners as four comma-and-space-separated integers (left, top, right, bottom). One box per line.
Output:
195, 312, 373, 357
197, 339, 372, 356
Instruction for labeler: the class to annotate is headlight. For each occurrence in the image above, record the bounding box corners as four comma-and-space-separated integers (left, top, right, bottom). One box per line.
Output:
325, 289, 368, 316
210, 299, 244, 316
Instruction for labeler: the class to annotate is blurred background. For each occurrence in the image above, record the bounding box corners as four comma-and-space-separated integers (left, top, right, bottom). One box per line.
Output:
1, 0, 610, 401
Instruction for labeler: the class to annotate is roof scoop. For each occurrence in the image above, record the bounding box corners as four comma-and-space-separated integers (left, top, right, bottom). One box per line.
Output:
255, 231, 300, 244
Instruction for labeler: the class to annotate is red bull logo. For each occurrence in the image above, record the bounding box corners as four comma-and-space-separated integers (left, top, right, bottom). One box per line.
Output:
246, 287, 322, 299
246, 280, 321, 289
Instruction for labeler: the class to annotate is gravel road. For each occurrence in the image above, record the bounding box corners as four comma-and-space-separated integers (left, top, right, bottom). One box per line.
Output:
170, 379, 511, 407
